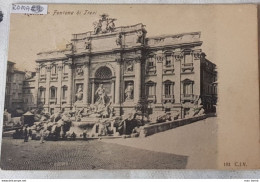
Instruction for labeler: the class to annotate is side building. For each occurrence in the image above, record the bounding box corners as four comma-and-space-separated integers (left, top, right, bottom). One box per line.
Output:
4, 61, 25, 116
23, 72, 37, 111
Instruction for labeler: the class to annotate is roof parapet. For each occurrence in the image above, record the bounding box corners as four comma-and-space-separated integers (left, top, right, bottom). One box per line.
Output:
146, 32, 201, 47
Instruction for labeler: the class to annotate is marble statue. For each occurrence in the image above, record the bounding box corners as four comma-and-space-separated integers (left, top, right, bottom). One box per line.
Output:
75, 85, 83, 101
126, 61, 133, 72
76, 66, 84, 76
125, 82, 134, 100
95, 84, 106, 105
116, 33, 122, 46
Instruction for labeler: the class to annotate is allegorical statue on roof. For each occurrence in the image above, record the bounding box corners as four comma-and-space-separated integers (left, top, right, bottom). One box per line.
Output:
93, 14, 116, 34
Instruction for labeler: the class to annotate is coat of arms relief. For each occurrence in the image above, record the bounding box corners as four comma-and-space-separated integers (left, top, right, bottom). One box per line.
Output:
93, 14, 116, 34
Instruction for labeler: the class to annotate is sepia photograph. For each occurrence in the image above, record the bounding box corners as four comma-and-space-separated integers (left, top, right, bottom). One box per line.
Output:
0, 4, 259, 170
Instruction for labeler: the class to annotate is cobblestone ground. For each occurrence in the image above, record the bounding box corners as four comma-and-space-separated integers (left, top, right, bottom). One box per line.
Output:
103, 117, 218, 169
1, 137, 188, 170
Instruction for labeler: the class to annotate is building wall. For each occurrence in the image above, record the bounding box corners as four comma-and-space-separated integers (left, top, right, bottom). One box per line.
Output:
200, 56, 217, 113
23, 78, 36, 111
29, 23, 217, 118
4, 61, 25, 115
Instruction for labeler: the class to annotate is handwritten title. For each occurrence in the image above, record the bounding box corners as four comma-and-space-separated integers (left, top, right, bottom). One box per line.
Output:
24, 9, 97, 16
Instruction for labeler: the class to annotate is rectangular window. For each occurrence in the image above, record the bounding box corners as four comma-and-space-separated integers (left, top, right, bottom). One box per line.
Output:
50, 88, 56, 99
165, 55, 172, 66
184, 53, 193, 64
40, 90, 45, 99
63, 65, 69, 75
148, 57, 155, 67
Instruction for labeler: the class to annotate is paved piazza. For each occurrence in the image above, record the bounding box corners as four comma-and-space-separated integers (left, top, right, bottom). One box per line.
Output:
1, 117, 217, 170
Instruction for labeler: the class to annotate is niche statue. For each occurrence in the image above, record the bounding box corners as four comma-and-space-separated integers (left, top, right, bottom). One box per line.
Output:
75, 85, 83, 102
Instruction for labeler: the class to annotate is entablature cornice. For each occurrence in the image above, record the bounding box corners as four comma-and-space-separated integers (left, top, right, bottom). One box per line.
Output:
145, 41, 203, 52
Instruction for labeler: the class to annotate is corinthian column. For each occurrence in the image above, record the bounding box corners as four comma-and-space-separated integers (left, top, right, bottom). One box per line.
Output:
45, 63, 51, 108
34, 64, 40, 106
83, 60, 90, 104
57, 63, 63, 107
155, 52, 163, 105
67, 59, 73, 108
134, 57, 142, 103
115, 59, 121, 105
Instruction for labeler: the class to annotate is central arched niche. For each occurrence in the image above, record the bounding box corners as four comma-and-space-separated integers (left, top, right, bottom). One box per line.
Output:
95, 66, 112, 79
93, 66, 113, 104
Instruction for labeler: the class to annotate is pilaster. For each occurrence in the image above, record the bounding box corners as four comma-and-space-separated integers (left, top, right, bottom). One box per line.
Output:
91, 81, 95, 104
83, 60, 90, 104
45, 63, 51, 109
34, 64, 40, 106
57, 63, 63, 108
66, 59, 73, 107
115, 58, 121, 105
134, 56, 142, 104
154, 51, 164, 111
174, 51, 182, 104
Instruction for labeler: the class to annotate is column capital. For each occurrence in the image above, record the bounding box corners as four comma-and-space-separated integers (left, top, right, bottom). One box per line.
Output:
46, 65, 52, 72
155, 54, 164, 63
134, 56, 142, 63
192, 49, 202, 60
174, 51, 183, 61
115, 58, 122, 64
57, 65, 63, 71
35, 67, 40, 73
67, 63, 73, 69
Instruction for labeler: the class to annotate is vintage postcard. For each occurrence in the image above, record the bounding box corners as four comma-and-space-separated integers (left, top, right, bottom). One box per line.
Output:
0, 4, 259, 170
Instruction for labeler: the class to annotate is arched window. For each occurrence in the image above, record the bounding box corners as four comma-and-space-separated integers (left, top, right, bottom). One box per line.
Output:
38, 87, 45, 98
145, 81, 156, 103
95, 66, 112, 79
163, 80, 174, 97
50, 86, 56, 99
182, 79, 194, 96
145, 81, 156, 97
62, 85, 68, 100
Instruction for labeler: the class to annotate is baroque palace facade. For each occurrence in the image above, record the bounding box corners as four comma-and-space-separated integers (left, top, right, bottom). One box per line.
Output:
25, 15, 217, 118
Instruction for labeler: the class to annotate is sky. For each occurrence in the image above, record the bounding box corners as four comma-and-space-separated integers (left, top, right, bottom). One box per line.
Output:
8, 4, 217, 71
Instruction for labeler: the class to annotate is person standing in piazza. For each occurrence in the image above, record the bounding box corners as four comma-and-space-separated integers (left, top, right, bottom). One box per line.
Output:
23, 126, 29, 142
40, 126, 45, 144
